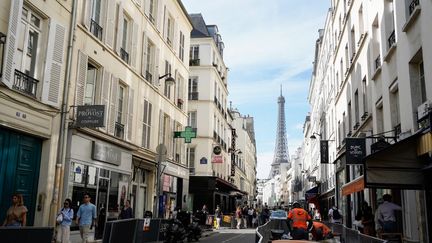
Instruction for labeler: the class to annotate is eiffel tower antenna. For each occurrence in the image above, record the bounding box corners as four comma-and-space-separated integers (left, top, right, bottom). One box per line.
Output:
269, 89, 290, 178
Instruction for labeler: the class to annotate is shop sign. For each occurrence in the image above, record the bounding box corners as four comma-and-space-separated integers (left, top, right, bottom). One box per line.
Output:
200, 157, 208, 164
212, 155, 223, 163
346, 138, 366, 164
76, 105, 105, 127
92, 141, 121, 166
213, 146, 222, 155
163, 161, 189, 179
320, 140, 329, 164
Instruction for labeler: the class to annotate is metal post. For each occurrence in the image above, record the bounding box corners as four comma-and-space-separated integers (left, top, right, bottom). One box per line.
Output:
154, 144, 166, 218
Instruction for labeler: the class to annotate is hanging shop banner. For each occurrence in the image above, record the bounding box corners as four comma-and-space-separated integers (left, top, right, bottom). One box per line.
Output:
320, 140, 329, 164
76, 105, 105, 127
212, 155, 223, 163
346, 138, 366, 164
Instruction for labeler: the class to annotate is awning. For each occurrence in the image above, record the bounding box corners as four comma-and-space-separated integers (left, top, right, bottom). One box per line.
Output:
364, 133, 424, 189
417, 132, 432, 155
305, 186, 318, 201
342, 176, 364, 196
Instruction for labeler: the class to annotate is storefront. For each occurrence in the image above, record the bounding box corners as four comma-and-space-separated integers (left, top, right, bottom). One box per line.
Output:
159, 161, 189, 218
64, 133, 133, 233
131, 157, 155, 218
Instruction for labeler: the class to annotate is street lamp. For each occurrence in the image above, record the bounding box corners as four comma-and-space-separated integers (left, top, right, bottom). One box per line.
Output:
159, 73, 175, 86
309, 132, 321, 140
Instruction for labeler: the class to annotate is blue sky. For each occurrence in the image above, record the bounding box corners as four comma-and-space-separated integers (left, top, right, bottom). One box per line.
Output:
182, 0, 330, 179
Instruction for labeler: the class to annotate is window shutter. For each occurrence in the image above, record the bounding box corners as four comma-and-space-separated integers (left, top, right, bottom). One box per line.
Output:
173, 21, 178, 53
101, 70, 111, 131
83, 0, 93, 29
158, 111, 164, 144
108, 76, 119, 134
130, 22, 139, 69
104, 0, 116, 48
154, 47, 160, 85
41, 20, 66, 107
144, 0, 150, 17
115, 2, 124, 55
156, 0, 163, 32
1, 0, 23, 89
162, 6, 167, 39
127, 88, 135, 141
75, 51, 88, 107
141, 32, 148, 77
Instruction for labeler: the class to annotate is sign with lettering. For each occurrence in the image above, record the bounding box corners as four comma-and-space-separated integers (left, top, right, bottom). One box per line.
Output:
92, 141, 121, 166
346, 138, 366, 164
200, 157, 208, 164
212, 155, 223, 163
320, 140, 329, 164
76, 105, 105, 127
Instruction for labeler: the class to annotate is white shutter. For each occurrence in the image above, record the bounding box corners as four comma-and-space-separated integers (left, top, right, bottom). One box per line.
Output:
1, 0, 23, 89
156, 0, 163, 32
104, 0, 116, 48
130, 22, 138, 69
41, 20, 66, 107
173, 21, 178, 53
75, 51, 88, 107
141, 32, 148, 77
154, 47, 160, 85
127, 88, 135, 141
108, 76, 119, 134
101, 70, 111, 130
115, 2, 124, 54
83, 0, 93, 29
144, 0, 150, 17
158, 110, 164, 144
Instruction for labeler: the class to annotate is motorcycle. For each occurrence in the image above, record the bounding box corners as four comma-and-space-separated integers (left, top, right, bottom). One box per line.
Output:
164, 218, 187, 243
185, 216, 202, 242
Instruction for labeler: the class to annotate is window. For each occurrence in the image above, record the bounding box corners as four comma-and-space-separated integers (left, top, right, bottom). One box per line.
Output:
188, 111, 197, 129
90, 0, 103, 39
149, 0, 156, 24
189, 46, 199, 66
187, 147, 195, 168
84, 63, 98, 105
120, 16, 130, 63
179, 31, 185, 61
144, 39, 155, 83
362, 78, 368, 115
409, 50, 426, 111
164, 61, 172, 98
376, 102, 384, 134
354, 90, 359, 125
419, 61, 426, 103
188, 77, 198, 100
16, 7, 42, 80
115, 84, 125, 138
166, 15, 174, 45
142, 99, 152, 148
389, 84, 400, 135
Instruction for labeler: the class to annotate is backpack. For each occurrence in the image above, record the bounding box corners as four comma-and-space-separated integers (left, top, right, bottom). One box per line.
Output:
332, 208, 341, 220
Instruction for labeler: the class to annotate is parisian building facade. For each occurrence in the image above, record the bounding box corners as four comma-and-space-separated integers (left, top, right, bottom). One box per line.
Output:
302, 0, 432, 241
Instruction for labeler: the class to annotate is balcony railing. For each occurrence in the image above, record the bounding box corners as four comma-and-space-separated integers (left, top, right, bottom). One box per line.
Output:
213, 131, 217, 140
0, 32, 5, 78
388, 30, 396, 48
394, 123, 401, 137
189, 59, 200, 66
114, 122, 125, 139
90, 19, 103, 40
409, 0, 420, 15
13, 69, 38, 97
120, 48, 129, 64
374, 55, 381, 70
145, 71, 153, 83
188, 92, 198, 100
149, 14, 155, 24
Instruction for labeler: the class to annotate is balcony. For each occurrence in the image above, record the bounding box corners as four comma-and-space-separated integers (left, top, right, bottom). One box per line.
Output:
375, 55, 381, 70
120, 48, 129, 64
213, 131, 217, 140
188, 92, 198, 100
394, 123, 401, 137
0, 32, 5, 78
90, 19, 103, 40
409, 0, 420, 15
353, 122, 360, 131
177, 98, 183, 109
189, 59, 200, 66
149, 14, 155, 24
13, 69, 38, 97
387, 30, 396, 48
361, 112, 369, 121
145, 71, 153, 83
114, 122, 125, 139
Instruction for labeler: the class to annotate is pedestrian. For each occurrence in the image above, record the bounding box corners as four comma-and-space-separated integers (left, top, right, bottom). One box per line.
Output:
56, 198, 74, 243
119, 199, 133, 219
242, 204, 249, 228
361, 202, 376, 237
76, 193, 97, 243
252, 208, 258, 227
376, 194, 402, 233
2, 193, 27, 227
328, 205, 342, 224
310, 221, 334, 241
247, 206, 254, 228
287, 201, 313, 240
235, 206, 242, 229
214, 205, 222, 230
313, 208, 321, 221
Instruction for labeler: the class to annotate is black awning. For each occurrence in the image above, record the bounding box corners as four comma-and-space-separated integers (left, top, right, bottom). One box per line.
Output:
364, 133, 424, 189
305, 186, 318, 201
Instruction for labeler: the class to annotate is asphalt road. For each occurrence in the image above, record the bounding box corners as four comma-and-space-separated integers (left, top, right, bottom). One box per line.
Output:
199, 229, 256, 243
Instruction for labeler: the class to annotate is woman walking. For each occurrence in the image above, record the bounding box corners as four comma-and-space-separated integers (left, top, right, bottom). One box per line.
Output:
235, 206, 242, 229
56, 198, 74, 243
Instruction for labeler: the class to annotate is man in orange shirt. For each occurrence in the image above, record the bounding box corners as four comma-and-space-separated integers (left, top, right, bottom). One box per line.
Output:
311, 221, 334, 240
287, 202, 313, 240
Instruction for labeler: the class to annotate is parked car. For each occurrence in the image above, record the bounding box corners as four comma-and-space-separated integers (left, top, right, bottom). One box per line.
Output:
269, 210, 287, 220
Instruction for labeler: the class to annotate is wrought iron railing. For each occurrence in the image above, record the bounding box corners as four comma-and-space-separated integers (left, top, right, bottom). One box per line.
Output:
388, 30, 396, 48
0, 32, 6, 78
375, 55, 381, 70
13, 69, 38, 97
394, 123, 401, 137
189, 59, 200, 66
114, 122, 125, 139
188, 91, 198, 100
120, 48, 129, 64
90, 19, 103, 40
409, 0, 420, 15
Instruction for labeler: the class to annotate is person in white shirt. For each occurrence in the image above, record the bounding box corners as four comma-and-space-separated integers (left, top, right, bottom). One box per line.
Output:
313, 208, 321, 221
328, 206, 342, 224
376, 194, 402, 233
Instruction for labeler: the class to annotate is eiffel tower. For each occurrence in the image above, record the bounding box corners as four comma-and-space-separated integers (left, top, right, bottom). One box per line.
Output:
269, 86, 290, 178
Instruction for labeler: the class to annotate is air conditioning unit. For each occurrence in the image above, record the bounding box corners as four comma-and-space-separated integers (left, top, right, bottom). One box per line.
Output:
417, 100, 431, 120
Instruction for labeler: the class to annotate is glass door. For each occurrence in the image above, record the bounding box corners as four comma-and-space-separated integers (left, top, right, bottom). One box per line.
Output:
96, 175, 109, 239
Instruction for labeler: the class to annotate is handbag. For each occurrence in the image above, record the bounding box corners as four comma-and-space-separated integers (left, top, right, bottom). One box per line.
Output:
56, 213, 63, 224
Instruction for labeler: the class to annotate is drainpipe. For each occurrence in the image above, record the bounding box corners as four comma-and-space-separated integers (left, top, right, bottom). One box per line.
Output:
50, 0, 77, 225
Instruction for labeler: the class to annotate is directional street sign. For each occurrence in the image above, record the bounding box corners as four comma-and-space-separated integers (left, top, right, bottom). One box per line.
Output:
174, 126, 197, 143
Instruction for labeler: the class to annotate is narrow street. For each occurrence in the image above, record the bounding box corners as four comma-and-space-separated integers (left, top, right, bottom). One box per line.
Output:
200, 229, 256, 243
